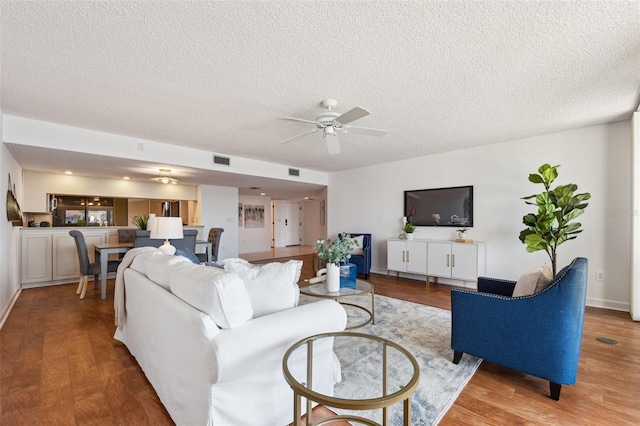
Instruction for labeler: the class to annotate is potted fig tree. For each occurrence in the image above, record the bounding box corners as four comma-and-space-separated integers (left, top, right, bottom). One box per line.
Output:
519, 164, 591, 275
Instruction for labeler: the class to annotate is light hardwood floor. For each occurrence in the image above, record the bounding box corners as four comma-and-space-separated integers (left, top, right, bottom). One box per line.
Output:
1, 255, 639, 425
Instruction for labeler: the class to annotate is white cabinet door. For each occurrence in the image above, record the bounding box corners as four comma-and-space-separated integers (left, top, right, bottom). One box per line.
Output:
406, 241, 428, 274
53, 233, 80, 280
107, 231, 120, 261
83, 232, 106, 264
387, 240, 407, 272
427, 242, 453, 277
21, 234, 53, 284
451, 244, 478, 280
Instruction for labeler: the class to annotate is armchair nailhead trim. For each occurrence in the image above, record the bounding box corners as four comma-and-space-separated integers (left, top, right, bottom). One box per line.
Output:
454, 258, 578, 301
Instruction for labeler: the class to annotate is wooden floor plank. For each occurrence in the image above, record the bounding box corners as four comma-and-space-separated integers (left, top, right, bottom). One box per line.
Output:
1, 262, 639, 425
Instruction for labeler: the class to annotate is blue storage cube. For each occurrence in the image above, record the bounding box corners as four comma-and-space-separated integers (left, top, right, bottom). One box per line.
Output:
340, 262, 357, 288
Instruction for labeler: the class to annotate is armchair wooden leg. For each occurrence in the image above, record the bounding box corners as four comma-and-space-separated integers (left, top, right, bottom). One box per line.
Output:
452, 350, 463, 364
550, 382, 562, 400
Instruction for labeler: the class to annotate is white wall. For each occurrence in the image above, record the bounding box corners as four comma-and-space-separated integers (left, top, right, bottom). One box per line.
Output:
198, 184, 239, 260
301, 198, 325, 245
238, 195, 272, 254
631, 111, 640, 320
0, 140, 23, 327
328, 121, 632, 311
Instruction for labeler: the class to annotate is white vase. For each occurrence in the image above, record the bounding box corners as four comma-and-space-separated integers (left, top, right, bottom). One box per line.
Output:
406, 233, 414, 240
326, 263, 340, 292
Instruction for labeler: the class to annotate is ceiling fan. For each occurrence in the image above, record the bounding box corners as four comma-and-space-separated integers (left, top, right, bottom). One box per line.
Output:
279, 98, 387, 155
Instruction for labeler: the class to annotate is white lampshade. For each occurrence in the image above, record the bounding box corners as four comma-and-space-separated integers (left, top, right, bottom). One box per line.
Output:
150, 217, 183, 255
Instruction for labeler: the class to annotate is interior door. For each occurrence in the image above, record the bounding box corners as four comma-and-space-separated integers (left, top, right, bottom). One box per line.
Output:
273, 201, 301, 247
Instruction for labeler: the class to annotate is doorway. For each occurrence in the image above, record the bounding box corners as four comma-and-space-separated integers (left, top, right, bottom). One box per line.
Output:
272, 201, 301, 247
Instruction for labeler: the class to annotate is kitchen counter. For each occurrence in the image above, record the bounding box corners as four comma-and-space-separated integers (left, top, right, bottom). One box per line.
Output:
19, 225, 205, 288
21, 225, 204, 231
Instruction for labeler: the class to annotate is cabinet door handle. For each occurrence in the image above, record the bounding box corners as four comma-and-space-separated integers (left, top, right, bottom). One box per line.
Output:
407, 251, 410, 263
402, 250, 405, 262
452, 254, 455, 268
446, 254, 450, 267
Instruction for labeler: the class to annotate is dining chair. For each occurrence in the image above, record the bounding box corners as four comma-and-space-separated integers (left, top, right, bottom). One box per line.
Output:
196, 228, 224, 263
69, 230, 120, 299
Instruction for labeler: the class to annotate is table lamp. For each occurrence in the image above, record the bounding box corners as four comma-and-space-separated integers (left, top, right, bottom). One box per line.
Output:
150, 217, 183, 255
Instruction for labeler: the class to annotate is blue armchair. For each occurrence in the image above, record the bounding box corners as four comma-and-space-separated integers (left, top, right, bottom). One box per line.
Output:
341, 233, 372, 279
451, 257, 588, 400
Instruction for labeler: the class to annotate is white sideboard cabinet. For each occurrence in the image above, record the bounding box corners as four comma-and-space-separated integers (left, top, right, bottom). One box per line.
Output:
387, 240, 428, 276
387, 238, 485, 286
427, 241, 485, 282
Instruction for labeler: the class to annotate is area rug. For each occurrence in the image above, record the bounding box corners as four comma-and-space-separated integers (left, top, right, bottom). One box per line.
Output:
299, 294, 482, 425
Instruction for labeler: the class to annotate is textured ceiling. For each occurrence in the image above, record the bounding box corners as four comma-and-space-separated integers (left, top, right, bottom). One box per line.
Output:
2, 1, 639, 188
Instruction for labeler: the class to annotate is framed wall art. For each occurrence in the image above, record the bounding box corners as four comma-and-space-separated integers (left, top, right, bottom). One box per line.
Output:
244, 204, 265, 228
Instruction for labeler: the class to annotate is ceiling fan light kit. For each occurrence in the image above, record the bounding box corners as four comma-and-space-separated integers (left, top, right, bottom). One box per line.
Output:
280, 98, 387, 155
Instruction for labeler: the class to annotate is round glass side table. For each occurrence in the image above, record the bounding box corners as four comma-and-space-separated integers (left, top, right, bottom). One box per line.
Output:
283, 331, 420, 426
300, 279, 375, 329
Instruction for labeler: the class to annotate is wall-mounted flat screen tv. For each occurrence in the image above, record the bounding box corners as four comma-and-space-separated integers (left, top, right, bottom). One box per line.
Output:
404, 185, 473, 227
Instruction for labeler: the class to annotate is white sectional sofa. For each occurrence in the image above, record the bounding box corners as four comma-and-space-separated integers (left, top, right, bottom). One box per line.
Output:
114, 249, 347, 426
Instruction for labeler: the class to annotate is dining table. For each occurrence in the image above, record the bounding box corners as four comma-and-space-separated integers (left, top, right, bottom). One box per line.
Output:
94, 240, 213, 299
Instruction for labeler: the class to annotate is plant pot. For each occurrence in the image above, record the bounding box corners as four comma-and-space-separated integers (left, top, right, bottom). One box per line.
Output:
325, 263, 340, 292
406, 233, 414, 240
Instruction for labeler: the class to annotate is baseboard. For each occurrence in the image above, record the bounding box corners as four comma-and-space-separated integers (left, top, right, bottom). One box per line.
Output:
0, 287, 21, 330
586, 297, 630, 313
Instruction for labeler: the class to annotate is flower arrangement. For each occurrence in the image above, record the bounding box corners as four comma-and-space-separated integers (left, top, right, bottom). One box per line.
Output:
456, 227, 468, 234
313, 232, 358, 265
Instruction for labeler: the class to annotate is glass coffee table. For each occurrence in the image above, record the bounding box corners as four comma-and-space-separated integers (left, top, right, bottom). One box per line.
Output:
283, 331, 420, 426
300, 279, 374, 330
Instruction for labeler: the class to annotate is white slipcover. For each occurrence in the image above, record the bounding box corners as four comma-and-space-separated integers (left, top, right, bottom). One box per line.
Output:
114, 264, 347, 426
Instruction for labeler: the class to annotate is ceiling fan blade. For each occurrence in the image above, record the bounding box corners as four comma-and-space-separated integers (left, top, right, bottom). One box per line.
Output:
280, 117, 321, 125
335, 107, 370, 125
325, 133, 341, 155
344, 125, 387, 137
280, 129, 317, 145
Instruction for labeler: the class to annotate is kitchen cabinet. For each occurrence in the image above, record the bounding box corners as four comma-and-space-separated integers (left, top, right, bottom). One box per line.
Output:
21, 228, 119, 286
21, 233, 53, 284
52, 231, 110, 281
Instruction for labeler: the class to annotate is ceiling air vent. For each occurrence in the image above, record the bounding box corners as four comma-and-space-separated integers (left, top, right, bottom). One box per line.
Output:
213, 155, 230, 166
288, 168, 300, 177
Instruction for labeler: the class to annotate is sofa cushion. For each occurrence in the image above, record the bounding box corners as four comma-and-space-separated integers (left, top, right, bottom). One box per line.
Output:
169, 262, 253, 329
512, 264, 554, 297
134, 252, 191, 290
223, 258, 302, 318
349, 235, 364, 256
175, 248, 200, 264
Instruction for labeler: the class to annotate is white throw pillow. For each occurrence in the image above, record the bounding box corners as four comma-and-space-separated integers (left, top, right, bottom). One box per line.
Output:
512, 264, 554, 297
349, 235, 365, 256
224, 258, 302, 318
143, 253, 191, 291
169, 262, 253, 329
